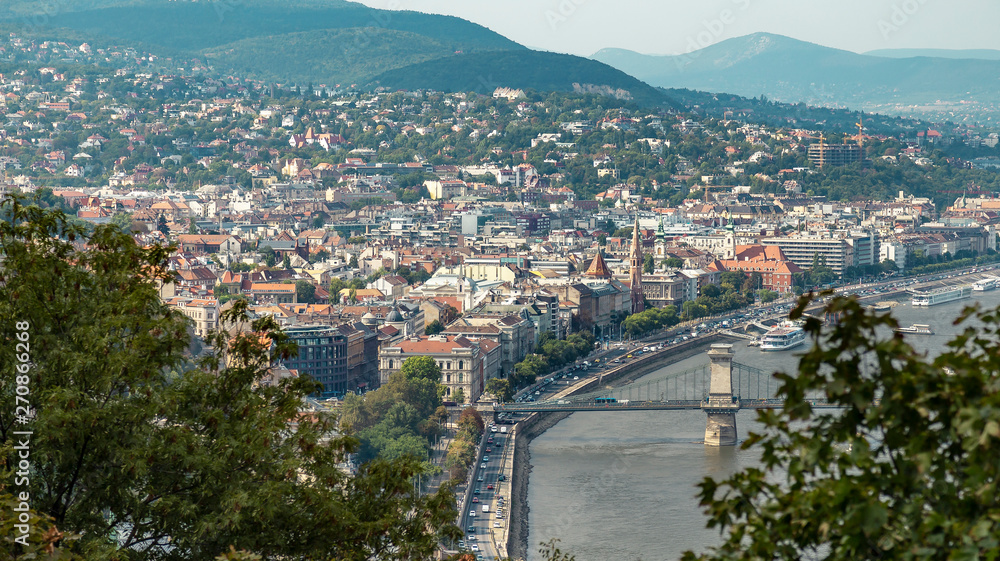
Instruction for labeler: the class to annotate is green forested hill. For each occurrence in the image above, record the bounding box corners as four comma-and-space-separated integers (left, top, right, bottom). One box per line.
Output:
201, 28, 457, 86
368, 50, 678, 108
0, 0, 676, 104
38, 2, 522, 53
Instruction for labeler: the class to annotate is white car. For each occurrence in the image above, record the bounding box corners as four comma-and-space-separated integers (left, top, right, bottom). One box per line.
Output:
471, 544, 480, 551
494, 521, 501, 528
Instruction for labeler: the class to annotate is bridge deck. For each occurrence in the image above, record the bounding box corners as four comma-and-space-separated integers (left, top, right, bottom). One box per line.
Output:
496, 398, 838, 413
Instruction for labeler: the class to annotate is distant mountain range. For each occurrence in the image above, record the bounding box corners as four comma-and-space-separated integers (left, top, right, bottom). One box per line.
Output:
592, 33, 1000, 117
864, 48, 1000, 60
0, 0, 674, 106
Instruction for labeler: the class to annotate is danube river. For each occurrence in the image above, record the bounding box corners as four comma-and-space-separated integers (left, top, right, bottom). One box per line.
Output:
525, 289, 1000, 561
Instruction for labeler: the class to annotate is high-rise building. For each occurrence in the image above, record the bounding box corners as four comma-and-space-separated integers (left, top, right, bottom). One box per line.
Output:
283, 325, 348, 398
762, 234, 853, 276
807, 143, 863, 168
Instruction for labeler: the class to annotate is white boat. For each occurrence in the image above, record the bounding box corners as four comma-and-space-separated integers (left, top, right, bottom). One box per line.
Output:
911, 285, 972, 306
759, 322, 806, 351
972, 277, 999, 292
894, 323, 933, 335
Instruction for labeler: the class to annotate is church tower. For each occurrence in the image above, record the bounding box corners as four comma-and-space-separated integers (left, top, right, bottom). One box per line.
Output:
629, 217, 644, 314
655, 214, 667, 259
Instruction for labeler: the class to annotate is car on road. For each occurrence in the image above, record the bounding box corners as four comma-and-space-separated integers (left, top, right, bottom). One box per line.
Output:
483, 456, 490, 462
494, 521, 501, 528
471, 544, 479, 552
472, 497, 479, 503
485, 447, 492, 453
480, 463, 487, 469
474, 488, 481, 494
498, 474, 506, 481
467, 526, 474, 533
487, 483, 494, 490
573, 376, 579, 380
477, 475, 483, 482
469, 510, 475, 517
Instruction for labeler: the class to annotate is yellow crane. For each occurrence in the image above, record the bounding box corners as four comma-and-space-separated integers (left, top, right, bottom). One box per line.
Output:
846, 116, 866, 146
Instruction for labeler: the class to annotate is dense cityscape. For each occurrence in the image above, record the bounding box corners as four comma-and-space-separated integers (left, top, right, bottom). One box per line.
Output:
5, 2, 1000, 560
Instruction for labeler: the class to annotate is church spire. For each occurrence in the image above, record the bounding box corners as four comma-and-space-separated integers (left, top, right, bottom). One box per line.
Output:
629, 216, 644, 314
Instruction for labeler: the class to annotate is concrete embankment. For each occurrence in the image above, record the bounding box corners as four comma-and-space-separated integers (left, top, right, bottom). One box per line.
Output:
504, 336, 721, 560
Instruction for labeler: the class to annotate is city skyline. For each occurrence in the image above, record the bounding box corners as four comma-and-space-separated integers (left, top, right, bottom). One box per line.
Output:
352, 0, 1000, 57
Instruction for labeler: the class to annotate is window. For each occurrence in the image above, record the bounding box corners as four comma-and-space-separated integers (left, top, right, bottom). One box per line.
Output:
458, 360, 464, 370
458, 373, 463, 383
387, 359, 393, 370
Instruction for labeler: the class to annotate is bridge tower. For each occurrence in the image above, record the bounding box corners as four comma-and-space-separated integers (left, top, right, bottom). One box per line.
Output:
702, 344, 740, 446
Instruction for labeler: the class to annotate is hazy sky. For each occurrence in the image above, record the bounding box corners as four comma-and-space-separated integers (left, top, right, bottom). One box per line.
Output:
352, 0, 1000, 56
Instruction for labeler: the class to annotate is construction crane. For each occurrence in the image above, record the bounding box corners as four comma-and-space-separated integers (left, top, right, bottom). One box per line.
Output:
846, 116, 867, 146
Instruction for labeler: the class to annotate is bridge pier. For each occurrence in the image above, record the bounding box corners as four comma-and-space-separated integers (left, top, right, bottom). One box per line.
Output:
702, 344, 739, 446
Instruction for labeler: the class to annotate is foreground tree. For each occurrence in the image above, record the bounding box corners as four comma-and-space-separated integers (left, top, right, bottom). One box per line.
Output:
0, 198, 459, 560
682, 294, 1000, 561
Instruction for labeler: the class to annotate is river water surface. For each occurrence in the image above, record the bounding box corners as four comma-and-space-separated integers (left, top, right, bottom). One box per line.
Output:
526, 290, 1000, 561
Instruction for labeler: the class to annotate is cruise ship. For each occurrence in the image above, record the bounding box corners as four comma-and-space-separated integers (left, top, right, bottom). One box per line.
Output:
894, 324, 933, 335
759, 322, 807, 352
911, 285, 973, 306
972, 277, 1000, 292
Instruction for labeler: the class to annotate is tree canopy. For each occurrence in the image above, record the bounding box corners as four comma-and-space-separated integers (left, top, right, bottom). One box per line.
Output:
400, 355, 443, 384
0, 198, 458, 560
683, 294, 1000, 561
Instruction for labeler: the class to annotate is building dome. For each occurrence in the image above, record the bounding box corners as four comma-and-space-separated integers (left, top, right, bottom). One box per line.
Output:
361, 312, 377, 325
386, 307, 405, 323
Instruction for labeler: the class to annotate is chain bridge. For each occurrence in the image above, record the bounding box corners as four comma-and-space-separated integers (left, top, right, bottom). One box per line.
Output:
495, 344, 834, 445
